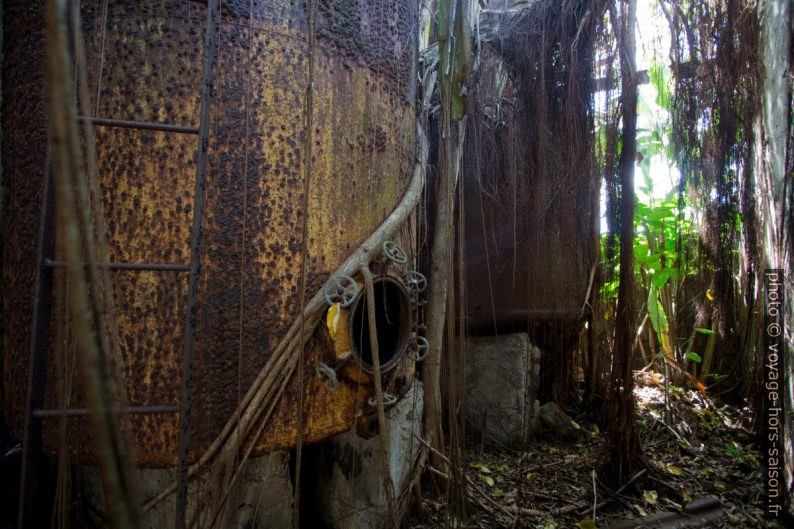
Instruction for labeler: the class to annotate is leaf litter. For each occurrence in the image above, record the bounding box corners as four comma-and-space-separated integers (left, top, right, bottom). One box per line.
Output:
410, 370, 782, 528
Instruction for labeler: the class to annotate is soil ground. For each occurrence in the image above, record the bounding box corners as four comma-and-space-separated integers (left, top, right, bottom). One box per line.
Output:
411, 370, 784, 529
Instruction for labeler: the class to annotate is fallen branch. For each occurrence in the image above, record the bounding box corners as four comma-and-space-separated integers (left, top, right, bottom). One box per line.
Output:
578, 468, 647, 517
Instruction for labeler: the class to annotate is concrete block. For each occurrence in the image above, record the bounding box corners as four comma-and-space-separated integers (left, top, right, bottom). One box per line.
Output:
310, 381, 424, 529
83, 451, 292, 529
465, 332, 540, 447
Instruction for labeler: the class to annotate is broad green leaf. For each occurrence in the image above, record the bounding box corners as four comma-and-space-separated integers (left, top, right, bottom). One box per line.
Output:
647, 285, 669, 334
651, 269, 670, 289
686, 352, 702, 363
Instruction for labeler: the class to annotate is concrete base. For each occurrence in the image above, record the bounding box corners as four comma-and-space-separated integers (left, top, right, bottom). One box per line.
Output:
465, 332, 540, 447
83, 451, 292, 529
310, 381, 424, 529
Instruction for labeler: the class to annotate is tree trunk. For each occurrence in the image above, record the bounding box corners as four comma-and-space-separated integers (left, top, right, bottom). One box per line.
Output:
606, 0, 643, 483
423, 0, 471, 470
755, 0, 793, 518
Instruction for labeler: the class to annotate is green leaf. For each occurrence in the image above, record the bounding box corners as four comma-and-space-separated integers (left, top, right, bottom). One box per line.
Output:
651, 269, 670, 289
695, 327, 714, 335
647, 285, 669, 334
686, 352, 702, 363
577, 519, 596, 529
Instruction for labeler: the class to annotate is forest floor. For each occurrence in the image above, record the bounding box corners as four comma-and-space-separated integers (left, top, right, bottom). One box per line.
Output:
412, 370, 783, 529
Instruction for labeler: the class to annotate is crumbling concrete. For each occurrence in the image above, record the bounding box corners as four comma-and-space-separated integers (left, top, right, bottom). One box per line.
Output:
310, 381, 424, 529
83, 451, 292, 529
465, 333, 540, 447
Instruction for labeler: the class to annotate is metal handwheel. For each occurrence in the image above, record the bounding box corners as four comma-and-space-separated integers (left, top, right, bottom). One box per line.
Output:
315, 362, 339, 393
323, 274, 358, 307
405, 271, 427, 293
368, 393, 398, 407
382, 240, 408, 264
410, 335, 429, 362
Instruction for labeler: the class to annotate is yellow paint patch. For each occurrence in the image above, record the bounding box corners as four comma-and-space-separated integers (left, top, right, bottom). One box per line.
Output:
327, 303, 340, 340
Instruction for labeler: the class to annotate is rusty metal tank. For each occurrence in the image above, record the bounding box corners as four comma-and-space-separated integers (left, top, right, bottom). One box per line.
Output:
3, 0, 419, 466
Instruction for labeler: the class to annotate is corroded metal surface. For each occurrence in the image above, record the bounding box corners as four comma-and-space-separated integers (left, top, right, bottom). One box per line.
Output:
459, 49, 598, 343
1, 1, 50, 441
3, 0, 418, 466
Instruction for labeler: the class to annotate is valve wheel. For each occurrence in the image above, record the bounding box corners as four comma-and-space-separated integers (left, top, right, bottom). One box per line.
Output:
405, 271, 427, 293
368, 393, 398, 407
315, 362, 339, 393
382, 240, 408, 264
323, 275, 358, 307
410, 335, 429, 362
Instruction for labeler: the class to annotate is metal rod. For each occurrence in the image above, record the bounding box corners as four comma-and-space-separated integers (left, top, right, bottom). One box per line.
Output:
32, 405, 180, 418
176, 1, 220, 528
78, 116, 199, 134
44, 259, 189, 272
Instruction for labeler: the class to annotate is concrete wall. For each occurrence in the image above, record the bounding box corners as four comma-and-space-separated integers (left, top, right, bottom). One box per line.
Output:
464, 333, 540, 447
309, 381, 424, 529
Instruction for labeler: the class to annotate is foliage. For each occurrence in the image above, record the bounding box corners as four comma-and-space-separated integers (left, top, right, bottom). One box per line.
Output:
599, 48, 712, 383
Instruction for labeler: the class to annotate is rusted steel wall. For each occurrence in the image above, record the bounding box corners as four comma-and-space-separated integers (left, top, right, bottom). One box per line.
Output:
3, 0, 418, 466
459, 45, 599, 345
1, 1, 49, 445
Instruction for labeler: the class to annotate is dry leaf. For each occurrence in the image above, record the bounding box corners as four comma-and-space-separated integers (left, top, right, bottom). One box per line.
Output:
643, 489, 658, 505
471, 462, 491, 473
577, 518, 596, 529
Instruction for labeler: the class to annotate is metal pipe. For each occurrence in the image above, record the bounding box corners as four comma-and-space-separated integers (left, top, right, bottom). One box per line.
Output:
44, 259, 188, 272
33, 405, 180, 418
176, 1, 220, 527
78, 116, 199, 134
